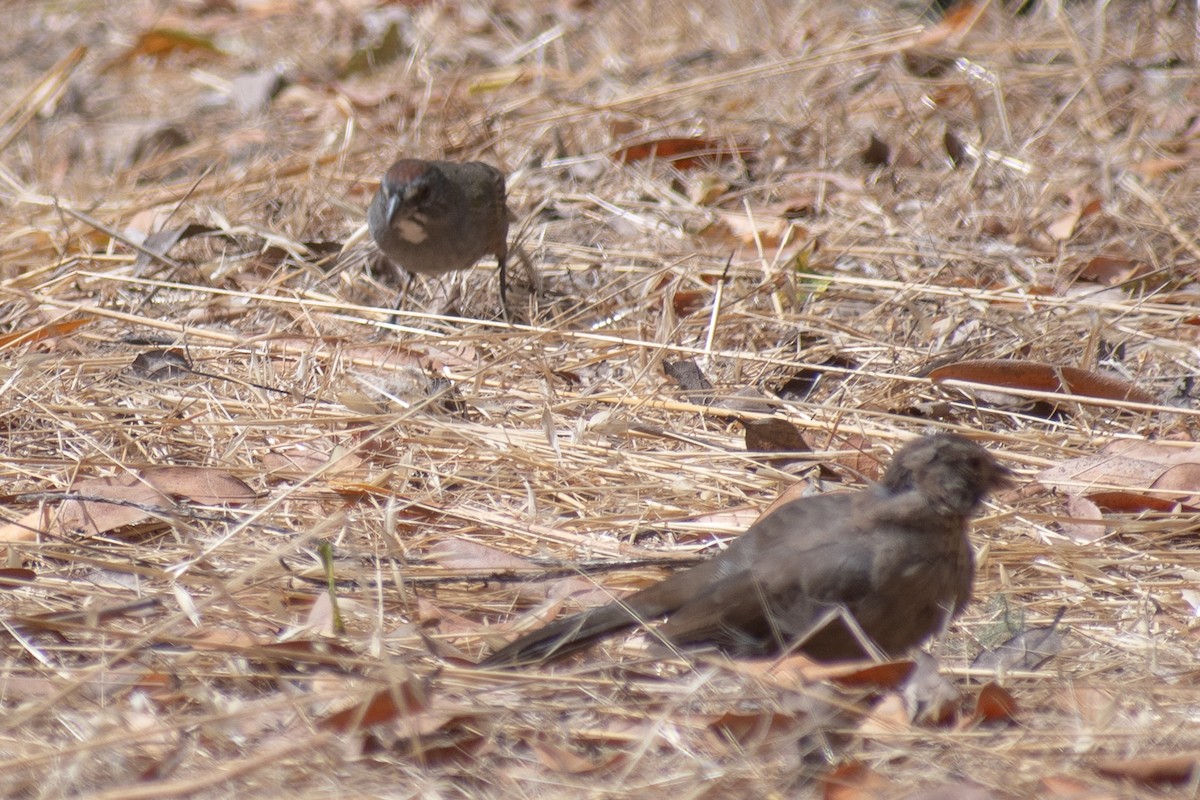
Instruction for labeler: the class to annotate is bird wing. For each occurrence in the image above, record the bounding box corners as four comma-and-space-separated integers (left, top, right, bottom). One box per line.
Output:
656, 535, 877, 654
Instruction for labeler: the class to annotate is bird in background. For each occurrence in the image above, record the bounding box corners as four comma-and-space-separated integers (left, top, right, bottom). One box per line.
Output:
368, 158, 515, 309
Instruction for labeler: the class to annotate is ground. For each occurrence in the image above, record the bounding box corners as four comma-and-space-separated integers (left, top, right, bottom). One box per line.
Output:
1, 0, 1199, 797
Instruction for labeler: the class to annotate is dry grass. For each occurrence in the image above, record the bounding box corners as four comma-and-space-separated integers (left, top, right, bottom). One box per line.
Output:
2, 0, 1200, 797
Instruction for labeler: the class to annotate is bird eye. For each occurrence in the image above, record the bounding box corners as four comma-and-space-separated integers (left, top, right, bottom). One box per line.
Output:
406, 181, 430, 205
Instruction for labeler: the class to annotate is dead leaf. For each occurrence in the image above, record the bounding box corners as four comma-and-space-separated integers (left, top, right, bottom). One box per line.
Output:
915, 0, 987, 48
831, 660, 916, 690
662, 359, 715, 405
1060, 493, 1106, 542
142, 467, 256, 505
862, 133, 890, 167
928, 359, 1155, 405
0, 568, 37, 589
971, 609, 1064, 672
1047, 188, 1101, 241
427, 538, 534, 572
103, 28, 224, 72
740, 418, 809, 455
1036, 440, 1200, 504
1126, 157, 1190, 180
944, 130, 969, 166
709, 709, 804, 745
319, 681, 429, 732
972, 682, 1019, 724
54, 468, 253, 537
1075, 255, 1152, 286
715, 208, 804, 248
129, 349, 193, 381
133, 223, 217, 271
1094, 753, 1198, 785
671, 288, 708, 317
0, 316, 96, 349
1086, 490, 1195, 514
612, 137, 752, 170
821, 761, 896, 800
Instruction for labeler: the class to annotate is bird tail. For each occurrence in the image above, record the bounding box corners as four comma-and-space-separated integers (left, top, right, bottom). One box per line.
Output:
478, 583, 685, 668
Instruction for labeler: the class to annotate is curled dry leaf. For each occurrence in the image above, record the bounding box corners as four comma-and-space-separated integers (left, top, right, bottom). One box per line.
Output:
612, 137, 753, 170
55, 468, 254, 537
662, 358, 715, 405
820, 761, 896, 800
1093, 753, 1198, 786
1036, 440, 1200, 505
0, 315, 95, 349
972, 682, 1019, 724
318, 680, 430, 733
862, 133, 891, 167
1060, 493, 1106, 542
740, 417, 809, 455
971, 608, 1064, 673
928, 359, 1155, 405
1075, 255, 1152, 286
129, 349, 193, 381
1047, 188, 1102, 241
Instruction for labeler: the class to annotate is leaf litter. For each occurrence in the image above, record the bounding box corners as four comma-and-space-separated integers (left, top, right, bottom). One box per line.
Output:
1, 0, 1200, 797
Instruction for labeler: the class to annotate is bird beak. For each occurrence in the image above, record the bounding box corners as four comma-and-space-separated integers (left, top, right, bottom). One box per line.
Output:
385, 191, 401, 225
993, 461, 1017, 490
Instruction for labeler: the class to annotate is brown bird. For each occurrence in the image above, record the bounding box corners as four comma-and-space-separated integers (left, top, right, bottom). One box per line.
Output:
480, 433, 1010, 668
368, 159, 512, 305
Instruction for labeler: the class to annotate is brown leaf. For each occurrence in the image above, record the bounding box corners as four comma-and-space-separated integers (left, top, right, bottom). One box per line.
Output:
1086, 490, 1196, 514
427, 538, 534, 572
740, 418, 810, 455
821, 761, 896, 800
944, 130, 968, 167
928, 359, 1155, 405
662, 359, 715, 405
1061, 493, 1106, 542
1036, 440, 1200, 504
972, 682, 1019, 723
715, 208, 804, 248
103, 28, 224, 72
53, 468, 253, 537
0, 568, 37, 589
142, 467, 256, 505
613, 137, 752, 170
1126, 157, 1190, 179
134, 223, 218, 270
709, 710, 803, 745
671, 289, 708, 318
862, 133, 891, 167
129, 349, 193, 381
919, 1, 986, 45
55, 477, 172, 536
1094, 753, 1198, 785
318, 681, 429, 732
0, 316, 96, 349
1047, 188, 1101, 241
830, 660, 916, 690
1076, 255, 1152, 286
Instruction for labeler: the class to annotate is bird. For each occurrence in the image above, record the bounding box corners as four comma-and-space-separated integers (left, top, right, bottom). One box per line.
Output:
367, 158, 512, 307
479, 432, 1010, 668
